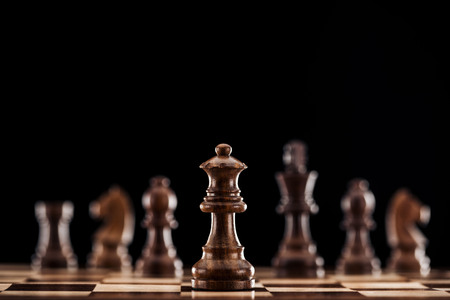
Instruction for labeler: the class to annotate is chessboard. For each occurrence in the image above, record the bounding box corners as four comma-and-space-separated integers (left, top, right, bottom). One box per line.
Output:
1, 265, 450, 299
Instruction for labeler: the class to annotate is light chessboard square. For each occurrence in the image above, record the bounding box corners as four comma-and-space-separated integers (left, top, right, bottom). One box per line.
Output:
359, 290, 450, 297
102, 276, 181, 284
266, 286, 353, 293
342, 281, 427, 289
93, 283, 180, 292
0, 284, 11, 291
260, 277, 338, 285
331, 273, 407, 282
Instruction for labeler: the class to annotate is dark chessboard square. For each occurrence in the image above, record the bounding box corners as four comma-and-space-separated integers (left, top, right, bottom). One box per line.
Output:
7, 283, 96, 291
425, 283, 450, 289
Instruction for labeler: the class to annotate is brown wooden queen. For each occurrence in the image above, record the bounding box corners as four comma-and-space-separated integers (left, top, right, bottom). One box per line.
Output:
191, 143, 255, 290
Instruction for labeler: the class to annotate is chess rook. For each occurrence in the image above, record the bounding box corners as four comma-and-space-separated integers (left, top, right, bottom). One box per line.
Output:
272, 140, 324, 277
31, 201, 78, 271
135, 176, 183, 277
192, 143, 255, 290
336, 179, 381, 275
87, 185, 134, 272
386, 188, 430, 275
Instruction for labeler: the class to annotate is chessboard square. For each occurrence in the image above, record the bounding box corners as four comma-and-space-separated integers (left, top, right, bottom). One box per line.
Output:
331, 273, 407, 282
260, 278, 338, 286
270, 291, 362, 298
181, 282, 192, 292
419, 279, 450, 290
0, 267, 34, 276
0, 290, 91, 297
0, 277, 28, 283
0, 284, 11, 291
28, 273, 105, 282
342, 281, 427, 289
91, 292, 181, 298
0, 269, 34, 283
7, 283, 96, 291
22, 281, 99, 285
359, 290, 450, 297
186, 290, 272, 298
266, 287, 354, 293
419, 279, 450, 284
93, 283, 180, 292
102, 277, 181, 284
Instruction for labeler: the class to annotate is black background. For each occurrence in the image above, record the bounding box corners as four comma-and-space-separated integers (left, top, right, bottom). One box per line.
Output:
1, 2, 449, 271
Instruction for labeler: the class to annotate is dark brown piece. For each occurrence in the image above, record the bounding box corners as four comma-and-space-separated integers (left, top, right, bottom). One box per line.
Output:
386, 188, 430, 275
192, 143, 255, 290
135, 176, 183, 277
31, 201, 78, 271
87, 185, 134, 271
336, 179, 381, 275
272, 140, 324, 278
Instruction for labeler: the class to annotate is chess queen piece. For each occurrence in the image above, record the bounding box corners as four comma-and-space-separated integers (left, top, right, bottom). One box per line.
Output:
386, 188, 430, 275
336, 179, 381, 275
87, 185, 134, 272
31, 201, 78, 271
272, 140, 324, 277
135, 176, 183, 277
192, 143, 255, 290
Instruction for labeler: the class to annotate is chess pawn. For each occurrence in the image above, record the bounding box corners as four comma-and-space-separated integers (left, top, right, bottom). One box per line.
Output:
31, 201, 78, 271
272, 140, 324, 277
135, 176, 183, 277
192, 143, 255, 290
87, 185, 134, 272
336, 179, 380, 275
386, 188, 430, 275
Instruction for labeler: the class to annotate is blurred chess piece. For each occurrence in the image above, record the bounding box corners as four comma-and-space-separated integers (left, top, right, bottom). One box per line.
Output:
336, 179, 381, 275
87, 185, 134, 272
31, 201, 78, 271
386, 188, 430, 275
272, 140, 324, 277
135, 176, 183, 277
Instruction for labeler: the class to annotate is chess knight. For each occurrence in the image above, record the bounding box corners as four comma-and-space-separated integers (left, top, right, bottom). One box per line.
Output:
386, 188, 430, 275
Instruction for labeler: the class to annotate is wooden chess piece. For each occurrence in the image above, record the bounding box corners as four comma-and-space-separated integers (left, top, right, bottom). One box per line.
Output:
31, 201, 78, 271
192, 143, 255, 290
87, 185, 134, 272
336, 179, 381, 275
135, 176, 183, 277
272, 140, 324, 277
386, 188, 430, 275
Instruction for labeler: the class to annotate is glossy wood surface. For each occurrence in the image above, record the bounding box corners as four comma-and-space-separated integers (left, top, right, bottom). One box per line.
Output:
192, 143, 255, 290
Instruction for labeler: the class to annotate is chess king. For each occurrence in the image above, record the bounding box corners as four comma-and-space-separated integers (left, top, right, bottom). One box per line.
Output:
272, 140, 324, 277
192, 143, 255, 290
